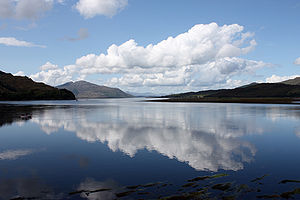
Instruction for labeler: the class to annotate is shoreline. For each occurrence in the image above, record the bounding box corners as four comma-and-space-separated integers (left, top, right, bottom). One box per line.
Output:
149, 97, 300, 105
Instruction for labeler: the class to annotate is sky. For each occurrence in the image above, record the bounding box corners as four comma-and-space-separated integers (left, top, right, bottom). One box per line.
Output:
0, 0, 299, 94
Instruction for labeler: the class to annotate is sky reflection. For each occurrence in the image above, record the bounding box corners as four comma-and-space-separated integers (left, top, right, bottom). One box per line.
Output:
28, 101, 262, 171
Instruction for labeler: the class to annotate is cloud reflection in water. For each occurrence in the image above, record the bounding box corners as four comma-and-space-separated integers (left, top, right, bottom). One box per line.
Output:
30, 103, 262, 172
0, 149, 34, 160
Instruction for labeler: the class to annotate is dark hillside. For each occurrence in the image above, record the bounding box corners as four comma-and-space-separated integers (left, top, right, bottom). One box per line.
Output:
207, 83, 300, 98
281, 77, 300, 85
0, 71, 75, 101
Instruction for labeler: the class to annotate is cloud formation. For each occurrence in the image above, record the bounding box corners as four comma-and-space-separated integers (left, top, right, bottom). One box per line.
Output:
0, 149, 33, 160
294, 57, 300, 65
0, 0, 14, 18
31, 102, 260, 171
31, 23, 266, 92
0, 0, 127, 20
0, 37, 45, 47
31, 62, 74, 86
0, 0, 54, 20
75, 0, 128, 18
266, 74, 300, 83
65, 28, 89, 41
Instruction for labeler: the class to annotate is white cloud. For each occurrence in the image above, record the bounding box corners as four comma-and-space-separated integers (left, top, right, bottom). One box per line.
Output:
266, 74, 300, 83
0, 0, 54, 20
75, 23, 257, 73
39, 62, 58, 71
13, 71, 25, 76
75, 0, 128, 18
31, 23, 266, 91
294, 57, 300, 65
30, 64, 74, 86
0, 37, 46, 47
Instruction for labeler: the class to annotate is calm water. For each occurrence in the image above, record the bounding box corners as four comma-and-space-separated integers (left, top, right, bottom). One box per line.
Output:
1, 98, 300, 199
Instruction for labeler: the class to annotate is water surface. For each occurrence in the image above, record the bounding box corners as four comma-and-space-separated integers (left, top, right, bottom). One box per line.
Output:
1, 98, 300, 199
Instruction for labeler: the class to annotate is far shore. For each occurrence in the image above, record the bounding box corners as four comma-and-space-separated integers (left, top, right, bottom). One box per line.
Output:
148, 97, 300, 104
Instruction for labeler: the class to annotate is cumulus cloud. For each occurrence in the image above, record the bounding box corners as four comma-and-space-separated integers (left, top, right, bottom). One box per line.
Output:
75, 0, 128, 18
0, 0, 55, 20
31, 23, 266, 91
0, 37, 45, 47
294, 57, 300, 65
65, 28, 89, 41
39, 62, 58, 71
266, 74, 300, 83
75, 23, 257, 73
30, 63, 74, 86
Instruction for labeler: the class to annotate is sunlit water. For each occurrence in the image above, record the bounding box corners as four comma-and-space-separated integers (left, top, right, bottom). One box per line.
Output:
1, 98, 300, 199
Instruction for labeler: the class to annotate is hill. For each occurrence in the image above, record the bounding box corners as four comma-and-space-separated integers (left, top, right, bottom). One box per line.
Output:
281, 77, 300, 85
0, 71, 75, 101
57, 81, 132, 99
159, 82, 300, 104
207, 83, 300, 98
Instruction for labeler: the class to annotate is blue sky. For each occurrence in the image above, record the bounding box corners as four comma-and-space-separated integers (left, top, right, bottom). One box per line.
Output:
0, 0, 299, 94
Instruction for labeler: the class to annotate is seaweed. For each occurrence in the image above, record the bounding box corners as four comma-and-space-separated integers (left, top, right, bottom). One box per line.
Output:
222, 195, 236, 200
280, 188, 300, 199
182, 182, 196, 188
188, 173, 228, 182
256, 194, 280, 199
65, 174, 300, 199
256, 188, 300, 199
251, 174, 269, 183
126, 184, 142, 190
142, 182, 161, 188
69, 188, 111, 196
211, 182, 232, 191
279, 179, 300, 184
115, 190, 136, 197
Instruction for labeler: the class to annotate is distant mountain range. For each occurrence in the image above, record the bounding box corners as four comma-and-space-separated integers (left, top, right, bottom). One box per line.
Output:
57, 81, 132, 99
162, 77, 300, 103
127, 91, 167, 97
0, 71, 75, 101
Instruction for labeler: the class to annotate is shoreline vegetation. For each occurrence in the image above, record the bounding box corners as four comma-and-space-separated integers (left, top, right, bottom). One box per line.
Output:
151, 78, 300, 104
150, 97, 300, 104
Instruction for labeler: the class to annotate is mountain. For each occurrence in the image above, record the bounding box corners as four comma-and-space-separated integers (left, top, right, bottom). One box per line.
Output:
57, 81, 132, 99
281, 77, 300, 85
127, 91, 167, 97
0, 71, 75, 101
